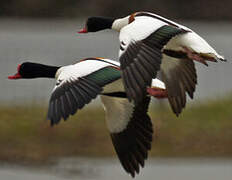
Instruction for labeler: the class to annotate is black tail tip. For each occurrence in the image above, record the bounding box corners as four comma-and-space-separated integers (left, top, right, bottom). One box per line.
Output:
219, 58, 227, 62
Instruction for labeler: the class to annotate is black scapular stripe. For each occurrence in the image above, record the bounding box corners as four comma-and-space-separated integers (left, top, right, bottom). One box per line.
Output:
101, 92, 127, 98
163, 49, 188, 59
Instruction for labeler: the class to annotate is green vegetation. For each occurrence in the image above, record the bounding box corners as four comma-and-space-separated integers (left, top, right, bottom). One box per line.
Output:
0, 96, 231, 164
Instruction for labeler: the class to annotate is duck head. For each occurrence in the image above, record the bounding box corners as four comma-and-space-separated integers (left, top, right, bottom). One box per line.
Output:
78, 15, 132, 33
8, 62, 59, 79
78, 17, 115, 33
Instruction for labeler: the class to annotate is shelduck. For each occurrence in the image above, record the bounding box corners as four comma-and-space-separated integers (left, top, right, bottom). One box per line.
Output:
78, 11, 226, 115
9, 57, 167, 177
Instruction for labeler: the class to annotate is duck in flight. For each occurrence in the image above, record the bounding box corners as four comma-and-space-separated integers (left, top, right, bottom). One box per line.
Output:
78, 11, 226, 116
9, 57, 168, 177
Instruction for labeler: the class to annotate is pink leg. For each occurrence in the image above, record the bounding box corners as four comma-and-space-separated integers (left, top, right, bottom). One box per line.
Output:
182, 47, 217, 66
147, 87, 168, 99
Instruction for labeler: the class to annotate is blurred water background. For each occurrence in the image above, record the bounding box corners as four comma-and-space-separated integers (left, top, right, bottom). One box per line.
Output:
1, 19, 232, 104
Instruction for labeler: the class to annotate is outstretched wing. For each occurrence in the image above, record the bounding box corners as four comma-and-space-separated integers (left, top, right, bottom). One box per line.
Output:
160, 54, 197, 115
119, 25, 186, 104
101, 96, 152, 177
48, 65, 121, 125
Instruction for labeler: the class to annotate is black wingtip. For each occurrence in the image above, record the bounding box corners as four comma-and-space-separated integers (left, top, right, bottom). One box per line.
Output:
130, 172, 135, 178
189, 92, 194, 99
49, 117, 57, 127
50, 120, 55, 127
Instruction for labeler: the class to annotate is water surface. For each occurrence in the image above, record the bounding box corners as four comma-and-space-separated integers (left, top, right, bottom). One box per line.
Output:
1, 158, 232, 180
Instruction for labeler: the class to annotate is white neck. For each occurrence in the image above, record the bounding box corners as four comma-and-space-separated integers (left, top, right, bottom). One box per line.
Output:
55, 67, 63, 80
111, 16, 130, 31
